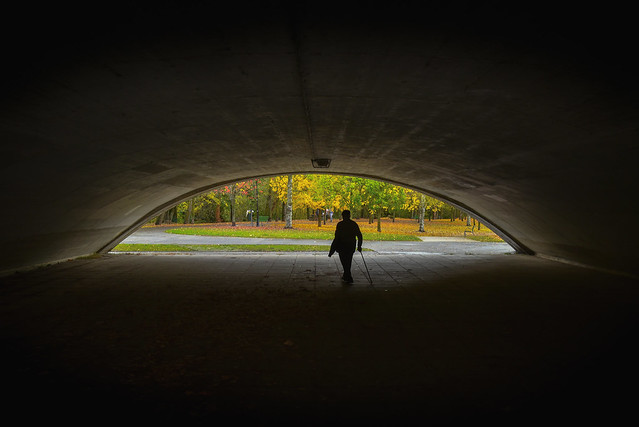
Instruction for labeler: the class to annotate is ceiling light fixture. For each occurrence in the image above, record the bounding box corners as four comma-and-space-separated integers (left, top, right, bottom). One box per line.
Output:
311, 158, 331, 168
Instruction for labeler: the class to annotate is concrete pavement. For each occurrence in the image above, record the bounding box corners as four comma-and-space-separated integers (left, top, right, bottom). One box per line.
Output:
1, 239, 637, 424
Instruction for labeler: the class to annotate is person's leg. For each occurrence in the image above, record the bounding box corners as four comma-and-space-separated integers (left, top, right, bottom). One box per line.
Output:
338, 252, 347, 279
339, 251, 353, 282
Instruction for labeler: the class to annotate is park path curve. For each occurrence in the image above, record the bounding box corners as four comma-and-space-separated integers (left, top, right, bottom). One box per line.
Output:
119, 226, 515, 255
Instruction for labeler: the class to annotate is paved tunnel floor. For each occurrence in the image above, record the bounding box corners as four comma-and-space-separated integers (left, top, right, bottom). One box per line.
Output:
1, 251, 638, 425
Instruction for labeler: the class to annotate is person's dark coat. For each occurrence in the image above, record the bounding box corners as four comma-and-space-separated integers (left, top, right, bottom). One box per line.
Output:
329, 218, 362, 256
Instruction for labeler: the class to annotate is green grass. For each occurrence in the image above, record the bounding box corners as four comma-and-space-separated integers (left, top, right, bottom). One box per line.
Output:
111, 243, 375, 253
165, 227, 420, 241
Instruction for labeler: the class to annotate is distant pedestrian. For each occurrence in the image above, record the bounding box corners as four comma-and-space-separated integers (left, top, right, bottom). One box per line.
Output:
328, 210, 362, 283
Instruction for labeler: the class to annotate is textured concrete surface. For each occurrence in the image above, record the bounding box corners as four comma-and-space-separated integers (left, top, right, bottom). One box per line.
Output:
1, 2, 638, 277
1, 251, 637, 424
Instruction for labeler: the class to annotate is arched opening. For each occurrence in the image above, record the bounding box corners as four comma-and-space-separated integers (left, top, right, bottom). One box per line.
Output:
100, 173, 526, 257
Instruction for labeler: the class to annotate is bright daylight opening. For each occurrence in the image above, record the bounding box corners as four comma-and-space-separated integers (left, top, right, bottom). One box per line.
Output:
111, 174, 514, 256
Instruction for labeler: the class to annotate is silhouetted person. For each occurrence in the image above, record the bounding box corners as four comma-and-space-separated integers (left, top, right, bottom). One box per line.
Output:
328, 210, 362, 283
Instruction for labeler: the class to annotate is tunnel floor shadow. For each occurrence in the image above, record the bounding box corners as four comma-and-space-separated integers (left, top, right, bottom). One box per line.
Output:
1, 252, 638, 424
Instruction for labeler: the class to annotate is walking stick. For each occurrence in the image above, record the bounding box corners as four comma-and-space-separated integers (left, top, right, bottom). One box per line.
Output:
360, 250, 373, 285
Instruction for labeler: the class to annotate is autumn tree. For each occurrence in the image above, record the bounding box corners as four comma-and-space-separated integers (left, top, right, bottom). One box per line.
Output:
419, 194, 426, 232
229, 183, 236, 226
269, 174, 294, 227
185, 198, 194, 224
176, 174, 465, 229
359, 179, 395, 232
285, 175, 293, 228
402, 190, 446, 231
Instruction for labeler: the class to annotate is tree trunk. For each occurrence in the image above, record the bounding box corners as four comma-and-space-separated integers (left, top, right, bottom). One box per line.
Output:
317, 208, 322, 227
185, 199, 193, 224
285, 174, 293, 228
255, 181, 260, 227
419, 194, 425, 232
266, 185, 274, 222
230, 184, 236, 226
164, 209, 173, 224
377, 207, 382, 232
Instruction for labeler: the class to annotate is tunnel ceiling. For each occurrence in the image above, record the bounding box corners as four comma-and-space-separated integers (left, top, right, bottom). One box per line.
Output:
1, 2, 638, 276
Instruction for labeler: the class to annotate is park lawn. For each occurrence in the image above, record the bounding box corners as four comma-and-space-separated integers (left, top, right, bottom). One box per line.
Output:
111, 243, 364, 252
295, 218, 504, 240
156, 218, 503, 242
165, 225, 420, 241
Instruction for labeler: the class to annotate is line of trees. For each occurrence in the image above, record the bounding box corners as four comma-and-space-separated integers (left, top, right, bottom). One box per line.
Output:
152, 174, 478, 231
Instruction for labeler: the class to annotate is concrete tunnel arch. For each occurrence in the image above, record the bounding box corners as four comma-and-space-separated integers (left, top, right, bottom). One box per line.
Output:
1, 2, 638, 277
99, 172, 531, 255
2, 4, 639, 422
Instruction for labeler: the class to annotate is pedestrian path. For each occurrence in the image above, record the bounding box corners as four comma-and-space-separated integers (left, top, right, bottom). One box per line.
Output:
2, 249, 637, 424
119, 227, 515, 255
